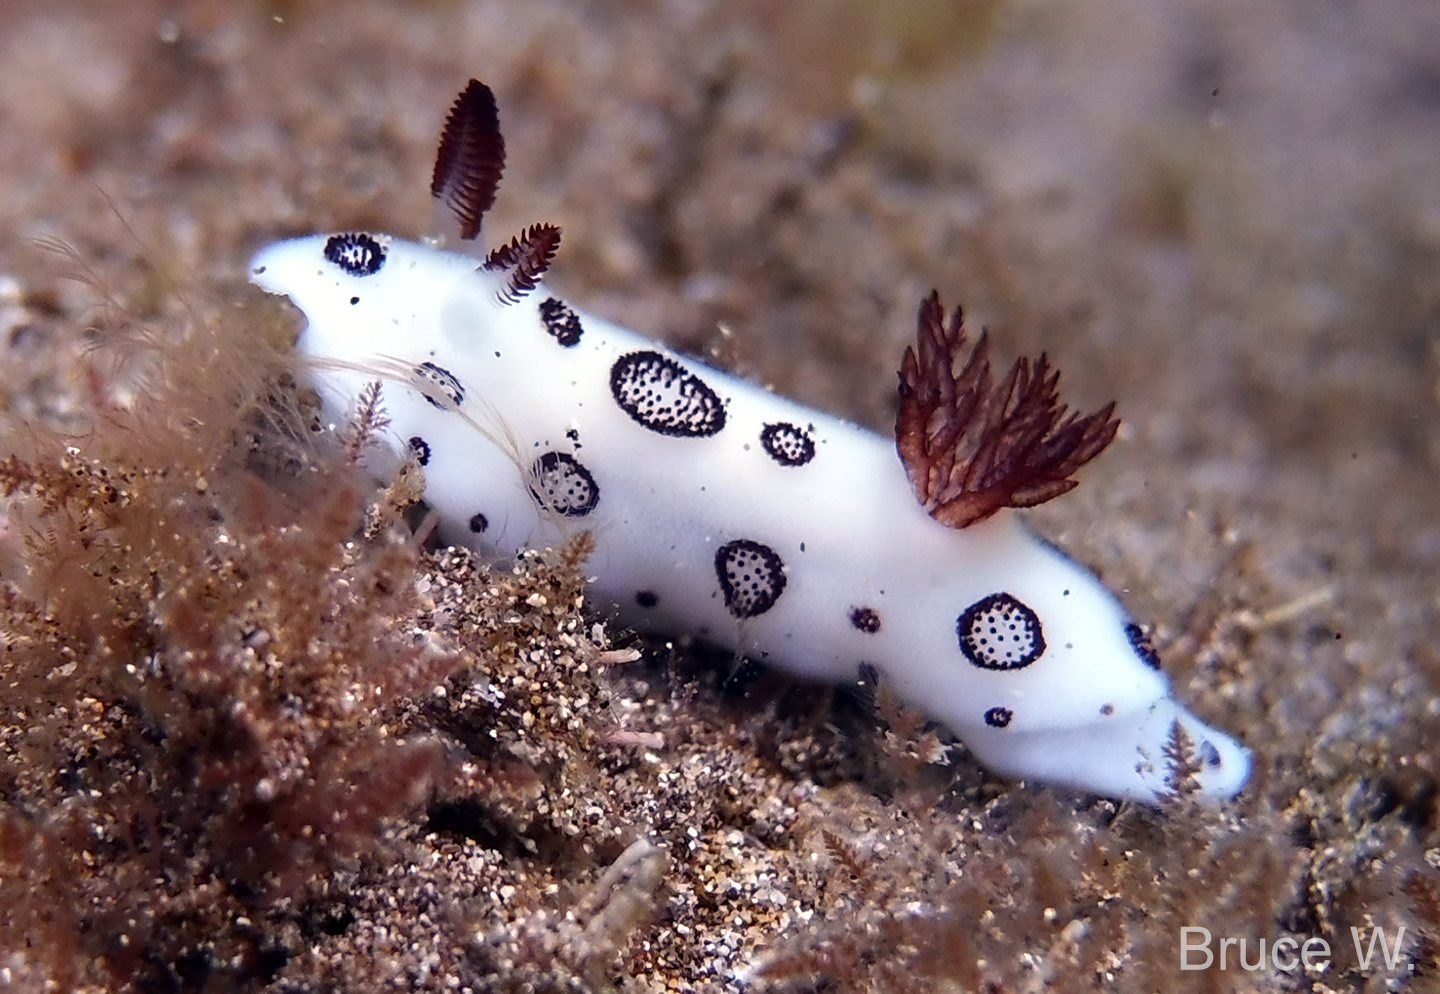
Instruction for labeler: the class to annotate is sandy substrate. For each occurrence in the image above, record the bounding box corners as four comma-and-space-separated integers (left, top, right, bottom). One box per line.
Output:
1, 1, 1437, 992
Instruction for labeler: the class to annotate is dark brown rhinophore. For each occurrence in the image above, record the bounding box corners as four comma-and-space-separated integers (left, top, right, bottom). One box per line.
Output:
484, 223, 562, 303
896, 291, 1119, 529
431, 79, 506, 240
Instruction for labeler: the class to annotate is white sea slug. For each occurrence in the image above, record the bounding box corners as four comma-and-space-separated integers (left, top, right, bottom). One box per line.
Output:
250, 81, 1250, 803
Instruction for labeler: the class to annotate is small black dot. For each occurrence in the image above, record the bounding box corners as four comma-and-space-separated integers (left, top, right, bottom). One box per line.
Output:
849, 607, 881, 634
635, 590, 659, 608
468, 513, 488, 533
984, 706, 1013, 728
407, 436, 431, 466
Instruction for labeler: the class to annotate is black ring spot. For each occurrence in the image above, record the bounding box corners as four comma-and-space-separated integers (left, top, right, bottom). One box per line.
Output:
529, 452, 599, 517
635, 590, 659, 609
956, 593, 1045, 670
984, 706, 1014, 728
468, 513, 488, 533
407, 436, 431, 466
323, 233, 386, 276
715, 539, 786, 619
760, 422, 815, 466
1124, 622, 1162, 670
1198, 740, 1222, 768
849, 606, 881, 634
415, 362, 464, 409
610, 350, 727, 437
538, 297, 583, 347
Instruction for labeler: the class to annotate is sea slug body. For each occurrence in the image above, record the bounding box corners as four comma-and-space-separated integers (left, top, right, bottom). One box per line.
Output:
249, 81, 1250, 804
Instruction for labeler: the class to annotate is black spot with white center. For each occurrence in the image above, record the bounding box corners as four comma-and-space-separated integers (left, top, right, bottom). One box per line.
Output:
415, 362, 463, 409
635, 590, 658, 608
759, 422, 815, 467
539, 297, 583, 347
407, 436, 431, 466
849, 606, 881, 634
323, 233, 386, 276
715, 539, 786, 619
610, 350, 727, 437
984, 706, 1013, 728
468, 513, 488, 533
1124, 622, 1162, 670
529, 452, 599, 517
956, 593, 1045, 670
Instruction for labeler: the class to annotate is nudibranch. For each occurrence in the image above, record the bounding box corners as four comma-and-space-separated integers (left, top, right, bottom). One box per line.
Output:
249, 81, 1249, 803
